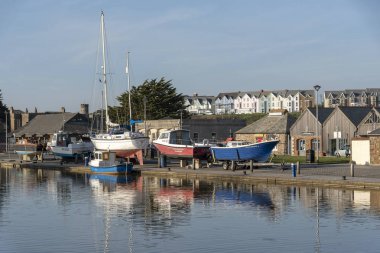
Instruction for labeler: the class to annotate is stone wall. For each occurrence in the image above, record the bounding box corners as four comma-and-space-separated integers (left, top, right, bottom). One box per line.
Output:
370, 136, 380, 165
291, 135, 321, 157
235, 133, 289, 155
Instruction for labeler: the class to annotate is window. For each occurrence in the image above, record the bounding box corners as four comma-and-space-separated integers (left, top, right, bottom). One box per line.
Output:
193, 132, 199, 143
312, 139, 319, 151
298, 139, 306, 151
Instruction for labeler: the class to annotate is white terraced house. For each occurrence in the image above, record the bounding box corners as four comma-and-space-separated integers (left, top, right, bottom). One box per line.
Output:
184, 94, 215, 115
324, 89, 380, 108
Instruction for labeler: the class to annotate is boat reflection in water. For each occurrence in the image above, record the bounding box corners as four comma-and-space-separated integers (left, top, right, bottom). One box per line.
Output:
89, 173, 140, 253
4, 167, 380, 252
215, 183, 275, 210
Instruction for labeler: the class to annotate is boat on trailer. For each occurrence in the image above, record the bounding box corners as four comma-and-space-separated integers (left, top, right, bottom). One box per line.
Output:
89, 150, 133, 174
153, 129, 211, 160
50, 131, 93, 159
210, 140, 279, 170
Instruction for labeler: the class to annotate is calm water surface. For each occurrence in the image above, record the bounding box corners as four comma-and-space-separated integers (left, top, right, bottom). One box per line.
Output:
1, 167, 380, 252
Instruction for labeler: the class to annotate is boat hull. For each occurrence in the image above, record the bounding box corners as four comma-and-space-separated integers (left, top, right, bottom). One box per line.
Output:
90, 164, 128, 174
15, 151, 37, 156
91, 137, 149, 158
14, 144, 38, 156
51, 143, 93, 158
211, 140, 279, 162
153, 142, 211, 160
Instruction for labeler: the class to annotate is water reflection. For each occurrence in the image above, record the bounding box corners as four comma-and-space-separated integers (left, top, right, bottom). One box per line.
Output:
89, 174, 139, 253
2, 167, 380, 252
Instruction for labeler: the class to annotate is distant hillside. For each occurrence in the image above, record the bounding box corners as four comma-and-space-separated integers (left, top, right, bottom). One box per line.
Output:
191, 112, 301, 125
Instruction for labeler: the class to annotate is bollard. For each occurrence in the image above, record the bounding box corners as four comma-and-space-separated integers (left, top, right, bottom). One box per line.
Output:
350, 162, 355, 177
157, 152, 161, 168
180, 159, 187, 168
84, 156, 89, 166
160, 155, 167, 168
297, 161, 300, 175
193, 159, 200, 169
291, 163, 296, 177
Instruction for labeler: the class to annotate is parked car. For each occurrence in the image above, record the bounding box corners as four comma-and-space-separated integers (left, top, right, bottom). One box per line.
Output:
334, 145, 351, 157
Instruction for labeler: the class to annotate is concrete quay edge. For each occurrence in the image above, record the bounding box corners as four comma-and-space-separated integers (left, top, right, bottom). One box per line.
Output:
2, 159, 380, 190
139, 167, 380, 190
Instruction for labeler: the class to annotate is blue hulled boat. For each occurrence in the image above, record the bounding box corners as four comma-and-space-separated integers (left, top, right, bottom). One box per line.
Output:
89, 150, 133, 174
211, 140, 279, 163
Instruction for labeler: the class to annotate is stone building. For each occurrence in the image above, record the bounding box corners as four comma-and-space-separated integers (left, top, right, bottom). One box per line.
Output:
9, 104, 89, 132
12, 111, 90, 145
235, 110, 296, 155
369, 129, 380, 165
352, 127, 380, 165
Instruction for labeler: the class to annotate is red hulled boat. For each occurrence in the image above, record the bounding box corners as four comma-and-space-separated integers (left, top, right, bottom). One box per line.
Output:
153, 129, 211, 160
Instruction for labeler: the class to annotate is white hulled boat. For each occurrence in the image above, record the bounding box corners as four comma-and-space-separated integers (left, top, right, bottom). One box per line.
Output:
50, 131, 93, 158
90, 11, 149, 158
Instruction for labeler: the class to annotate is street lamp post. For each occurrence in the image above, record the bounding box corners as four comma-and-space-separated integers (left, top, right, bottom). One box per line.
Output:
313, 84, 321, 162
143, 96, 147, 137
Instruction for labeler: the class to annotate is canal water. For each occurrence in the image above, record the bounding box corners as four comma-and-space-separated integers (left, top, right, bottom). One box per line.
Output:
1, 168, 380, 253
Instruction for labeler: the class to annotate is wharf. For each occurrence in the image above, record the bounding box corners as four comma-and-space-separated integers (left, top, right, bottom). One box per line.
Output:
2, 153, 380, 190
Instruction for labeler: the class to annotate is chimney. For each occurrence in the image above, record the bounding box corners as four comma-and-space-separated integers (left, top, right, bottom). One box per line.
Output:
80, 104, 89, 115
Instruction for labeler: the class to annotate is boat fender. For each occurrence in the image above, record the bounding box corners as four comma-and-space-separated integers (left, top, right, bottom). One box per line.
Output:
203, 139, 209, 145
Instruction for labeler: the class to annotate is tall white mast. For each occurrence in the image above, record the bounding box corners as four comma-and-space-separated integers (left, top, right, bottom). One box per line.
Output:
100, 11, 109, 132
126, 52, 132, 126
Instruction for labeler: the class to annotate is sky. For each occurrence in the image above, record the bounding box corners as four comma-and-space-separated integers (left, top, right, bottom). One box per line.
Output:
1, 0, 380, 113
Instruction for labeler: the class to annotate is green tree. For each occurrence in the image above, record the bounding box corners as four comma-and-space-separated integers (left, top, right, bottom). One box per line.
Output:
0, 90, 9, 130
109, 78, 188, 124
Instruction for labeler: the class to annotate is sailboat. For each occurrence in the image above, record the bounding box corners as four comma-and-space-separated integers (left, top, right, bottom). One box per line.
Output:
90, 11, 149, 159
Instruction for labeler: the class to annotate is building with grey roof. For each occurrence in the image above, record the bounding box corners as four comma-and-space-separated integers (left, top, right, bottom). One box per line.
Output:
184, 94, 215, 115
324, 88, 380, 108
290, 107, 334, 157
235, 109, 296, 155
12, 112, 90, 145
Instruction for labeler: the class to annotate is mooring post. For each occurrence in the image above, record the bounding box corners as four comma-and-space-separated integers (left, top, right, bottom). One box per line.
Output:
291, 163, 296, 177
157, 151, 161, 168
350, 162, 355, 177
250, 160, 253, 172
297, 161, 300, 175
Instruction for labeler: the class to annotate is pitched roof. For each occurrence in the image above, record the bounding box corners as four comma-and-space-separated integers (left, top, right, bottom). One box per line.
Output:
236, 112, 296, 134
216, 92, 239, 99
339, 107, 373, 126
13, 113, 89, 137
308, 107, 335, 124
369, 128, 380, 135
